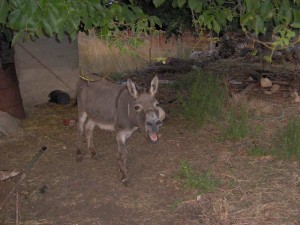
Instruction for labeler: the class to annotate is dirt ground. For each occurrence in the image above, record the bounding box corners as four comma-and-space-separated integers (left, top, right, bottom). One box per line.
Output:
1, 59, 300, 225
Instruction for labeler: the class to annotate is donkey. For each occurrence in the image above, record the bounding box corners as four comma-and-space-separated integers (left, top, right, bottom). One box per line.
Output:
76, 76, 165, 184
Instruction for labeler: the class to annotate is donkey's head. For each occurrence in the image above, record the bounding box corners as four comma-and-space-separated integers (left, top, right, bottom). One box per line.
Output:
127, 76, 165, 143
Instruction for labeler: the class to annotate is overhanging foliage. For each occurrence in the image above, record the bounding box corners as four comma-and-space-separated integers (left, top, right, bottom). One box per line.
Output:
0, 0, 162, 46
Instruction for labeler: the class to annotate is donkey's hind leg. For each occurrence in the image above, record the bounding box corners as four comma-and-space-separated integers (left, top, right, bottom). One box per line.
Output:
77, 112, 87, 161
84, 119, 99, 159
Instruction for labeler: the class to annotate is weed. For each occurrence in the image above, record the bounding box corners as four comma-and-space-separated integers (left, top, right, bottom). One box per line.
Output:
277, 117, 300, 160
220, 105, 249, 140
248, 146, 271, 157
176, 160, 219, 193
176, 71, 227, 127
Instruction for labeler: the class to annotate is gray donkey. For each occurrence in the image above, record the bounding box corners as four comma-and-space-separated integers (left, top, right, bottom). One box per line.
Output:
76, 76, 165, 184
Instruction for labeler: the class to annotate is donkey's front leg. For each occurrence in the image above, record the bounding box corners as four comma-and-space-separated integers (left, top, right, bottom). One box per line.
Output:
116, 130, 132, 185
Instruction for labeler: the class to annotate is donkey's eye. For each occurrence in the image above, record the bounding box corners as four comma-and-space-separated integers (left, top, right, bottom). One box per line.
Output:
154, 102, 160, 107
134, 105, 141, 111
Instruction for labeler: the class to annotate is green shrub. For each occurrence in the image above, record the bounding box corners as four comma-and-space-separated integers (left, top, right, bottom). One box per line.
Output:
176, 160, 219, 193
277, 117, 300, 160
220, 105, 249, 140
176, 71, 227, 127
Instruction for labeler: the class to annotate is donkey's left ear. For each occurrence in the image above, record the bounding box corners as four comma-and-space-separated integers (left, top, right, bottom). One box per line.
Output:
127, 78, 139, 99
149, 76, 159, 96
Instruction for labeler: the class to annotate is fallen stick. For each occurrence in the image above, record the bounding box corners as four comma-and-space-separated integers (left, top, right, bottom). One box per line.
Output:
0, 146, 47, 210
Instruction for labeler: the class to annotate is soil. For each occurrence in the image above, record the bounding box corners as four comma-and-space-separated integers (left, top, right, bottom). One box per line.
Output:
1, 59, 300, 225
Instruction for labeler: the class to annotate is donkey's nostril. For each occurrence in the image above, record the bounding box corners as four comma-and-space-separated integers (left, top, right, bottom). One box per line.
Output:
146, 122, 152, 126
156, 120, 162, 126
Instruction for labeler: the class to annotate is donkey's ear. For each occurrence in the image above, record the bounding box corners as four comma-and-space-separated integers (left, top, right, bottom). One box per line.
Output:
127, 78, 139, 99
149, 76, 159, 96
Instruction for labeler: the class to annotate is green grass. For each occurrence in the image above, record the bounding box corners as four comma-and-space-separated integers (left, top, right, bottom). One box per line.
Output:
248, 146, 272, 157
175, 70, 227, 127
277, 117, 300, 160
176, 160, 219, 193
220, 105, 249, 140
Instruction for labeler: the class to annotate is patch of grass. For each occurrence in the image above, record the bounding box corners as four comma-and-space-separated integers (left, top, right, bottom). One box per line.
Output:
277, 117, 300, 160
176, 160, 219, 193
220, 105, 249, 140
176, 70, 227, 127
248, 146, 271, 157
169, 199, 184, 211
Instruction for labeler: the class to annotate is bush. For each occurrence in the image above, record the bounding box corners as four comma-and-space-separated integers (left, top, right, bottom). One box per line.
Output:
176, 160, 219, 193
176, 70, 227, 127
220, 104, 249, 140
277, 117, 300, 160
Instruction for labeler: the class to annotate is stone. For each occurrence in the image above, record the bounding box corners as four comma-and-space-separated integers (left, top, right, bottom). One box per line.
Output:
270, 84, 280, 94
260, 77, 272, 88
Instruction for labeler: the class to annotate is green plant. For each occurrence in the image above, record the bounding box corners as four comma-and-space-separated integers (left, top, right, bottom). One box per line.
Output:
154, 0, 300, 62
248, 146, 271, 157
176, 71, 227, 127
220, 105, 249, 140
277, 117, 300, 160
176, 160, 219, 193
0, 0, 162, 45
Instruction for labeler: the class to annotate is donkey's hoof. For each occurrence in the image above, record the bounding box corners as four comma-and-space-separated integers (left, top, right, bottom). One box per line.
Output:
121, 177, 129, 186
76, 154, 83, 162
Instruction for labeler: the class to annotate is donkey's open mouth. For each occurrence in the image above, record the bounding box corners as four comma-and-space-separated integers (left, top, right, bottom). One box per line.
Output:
146, 131, 159, 143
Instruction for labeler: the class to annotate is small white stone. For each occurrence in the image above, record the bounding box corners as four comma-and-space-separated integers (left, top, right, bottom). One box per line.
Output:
260, 77, 272, 87
270, 84, 280, 93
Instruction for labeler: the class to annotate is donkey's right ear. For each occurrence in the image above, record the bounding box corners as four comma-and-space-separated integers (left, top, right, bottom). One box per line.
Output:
127, 78, 139, 99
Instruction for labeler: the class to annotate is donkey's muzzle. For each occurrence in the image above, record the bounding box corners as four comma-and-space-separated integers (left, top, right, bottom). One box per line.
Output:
146, 131, 159, 144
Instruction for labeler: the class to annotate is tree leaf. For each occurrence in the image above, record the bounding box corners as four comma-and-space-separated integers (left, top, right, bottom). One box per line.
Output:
290, 22, 300, 28
255, 15, 264, 35
213, 19, 220, 33
11, 29, 25, 46
291, 9, 300, 28
7, 9, 24, 30
188, 0, 202, 13
41, 18, 53, 36
177, 0, 186, 8
245, 0, 254, 13
153, 0, 165, 8
151, 16, 162, 28
0, 0, 8, 24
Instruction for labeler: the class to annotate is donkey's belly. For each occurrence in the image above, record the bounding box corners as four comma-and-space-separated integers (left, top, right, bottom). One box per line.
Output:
96, 122, 115, 131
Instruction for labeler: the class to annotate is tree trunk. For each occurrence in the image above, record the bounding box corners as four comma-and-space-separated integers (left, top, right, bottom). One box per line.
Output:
0, 32, 25, 119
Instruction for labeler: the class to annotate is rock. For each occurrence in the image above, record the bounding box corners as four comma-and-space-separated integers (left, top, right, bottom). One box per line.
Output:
282, 47, 294, 61
260, 77, 272, 87
270, 84, 280, 94
290, 92, 300, 102
291, 91, 299, 98
189, 51, 204, 61
263, 90, 272, 95
0, 111, 21, 137
189, 50, 218, 63
292, 46, 300, 60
